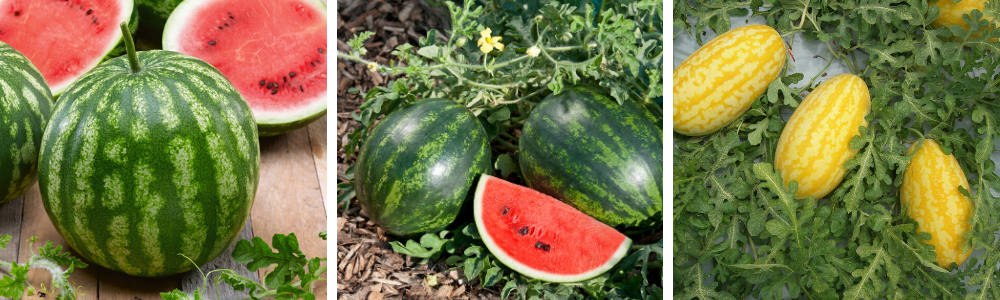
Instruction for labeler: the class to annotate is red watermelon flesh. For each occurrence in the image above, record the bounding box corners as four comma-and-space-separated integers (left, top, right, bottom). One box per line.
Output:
474, 174, 631, 282
0, 0, 132, 95
162, 0, 327, 136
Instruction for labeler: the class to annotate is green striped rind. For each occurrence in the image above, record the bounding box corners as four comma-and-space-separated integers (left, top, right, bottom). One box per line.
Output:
355, 98, 491, 237
0, 41, 54, 204
519, 86, 663, 228
38, 50, 260, 277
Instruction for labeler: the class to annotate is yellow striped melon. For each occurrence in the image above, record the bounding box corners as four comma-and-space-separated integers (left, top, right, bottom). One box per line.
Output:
930, 0, 997, 30
900, 139, 974, 267
673, 24, 786, 136
774, 74, 870, 200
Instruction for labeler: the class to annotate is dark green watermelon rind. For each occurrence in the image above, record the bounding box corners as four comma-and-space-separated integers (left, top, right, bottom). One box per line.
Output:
257, 108, 327, 136
101, 7, 141, 59
38, 50, 260, 277
355, 98, 492, 237
0, 41, 54, 203
519, 86, 663, 229
473, 174, 632, 283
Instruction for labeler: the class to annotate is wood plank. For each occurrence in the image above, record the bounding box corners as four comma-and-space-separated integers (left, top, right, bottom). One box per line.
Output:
251, 128, 328, 299
307, 115, 328, 202
0, 196, 23, 264
17, 184, 99, 300
179, 218, 260, 299
97, 270, 181, 300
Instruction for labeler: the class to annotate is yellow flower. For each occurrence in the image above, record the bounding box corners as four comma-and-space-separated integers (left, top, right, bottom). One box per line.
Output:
477, 28, 504, 53
526, 45, 540, 58
367, 62, 378, 72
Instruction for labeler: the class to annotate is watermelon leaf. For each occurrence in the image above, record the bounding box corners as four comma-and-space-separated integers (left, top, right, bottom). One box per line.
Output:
0, 235, 9, 250
232, 234, 307, 288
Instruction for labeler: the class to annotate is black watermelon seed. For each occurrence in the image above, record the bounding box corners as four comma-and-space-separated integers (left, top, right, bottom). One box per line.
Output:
268, 82, 277, 89
310, 62, 315, 67
208, 40, 216, 45
289, 72, 296, 78
13, 11, 20, 16
535, 242, 543, 249
259, 80, 266, 86
318, 48, 324, 54
225, 23, 229, 26
501, 207, 509, 215
93, 19, 97, 23
229, 16, 234, 19
542, 244, 550, 251
283, 76, 287, 82
271, 89, 278, 95
86, 9, 92, 15
217, 26, 223, 30
518, 227, 529, 236
299, 86, 304, 92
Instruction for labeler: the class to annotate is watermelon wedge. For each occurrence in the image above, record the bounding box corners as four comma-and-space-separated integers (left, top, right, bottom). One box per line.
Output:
0, 0, 135, 95
474, 174, 631, 282
162, 0, 327, 136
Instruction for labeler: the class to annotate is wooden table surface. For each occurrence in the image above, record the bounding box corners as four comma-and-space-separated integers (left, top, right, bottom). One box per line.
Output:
0, 116, 329, 300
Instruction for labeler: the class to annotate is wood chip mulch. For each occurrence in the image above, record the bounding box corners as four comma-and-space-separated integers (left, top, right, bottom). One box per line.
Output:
337, 0, 503, 299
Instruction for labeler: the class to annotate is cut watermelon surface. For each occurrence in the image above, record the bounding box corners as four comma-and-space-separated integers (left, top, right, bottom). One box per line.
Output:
474, 174, 631, 282
162, 0, 327, 136
0, 0, 133, 95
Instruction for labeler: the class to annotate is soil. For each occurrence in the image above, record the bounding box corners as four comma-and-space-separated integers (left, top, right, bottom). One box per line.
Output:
336, 0, 503, 299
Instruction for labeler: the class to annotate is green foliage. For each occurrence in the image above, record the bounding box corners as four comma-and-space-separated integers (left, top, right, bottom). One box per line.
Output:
674, 0, 1000, 298
392, 224, 663, 299
0, 236, 88, 300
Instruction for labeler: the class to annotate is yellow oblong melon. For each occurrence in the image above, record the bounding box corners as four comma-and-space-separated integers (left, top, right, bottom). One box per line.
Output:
900, 139, 974, 268
774, 74, 870, 200
673, 24, 787, 136
930, 0, 996, 30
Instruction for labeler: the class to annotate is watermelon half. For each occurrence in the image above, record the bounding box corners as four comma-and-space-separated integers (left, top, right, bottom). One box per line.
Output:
474, 174, 631, 282
162, 0, 327, 136
0, 0, 135, 95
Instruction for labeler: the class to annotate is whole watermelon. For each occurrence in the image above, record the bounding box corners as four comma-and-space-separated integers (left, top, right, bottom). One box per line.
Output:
38, 26, 260, 277
0, 41, 54, 204
355, 98, 492, 237
519, 86, 662, 228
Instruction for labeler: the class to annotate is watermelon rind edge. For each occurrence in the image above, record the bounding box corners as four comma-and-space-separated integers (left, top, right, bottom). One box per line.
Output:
161, 0, 328, 136
473, 174, 632, 283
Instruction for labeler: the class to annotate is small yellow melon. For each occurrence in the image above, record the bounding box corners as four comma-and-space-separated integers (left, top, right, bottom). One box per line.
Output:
900, 139, 974, 267
774, 74, 870, 200
930, 0, 996, 30
673, 24, 786, 136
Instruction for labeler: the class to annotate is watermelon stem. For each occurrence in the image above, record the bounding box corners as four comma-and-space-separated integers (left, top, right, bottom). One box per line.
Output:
119, 22, 142, 74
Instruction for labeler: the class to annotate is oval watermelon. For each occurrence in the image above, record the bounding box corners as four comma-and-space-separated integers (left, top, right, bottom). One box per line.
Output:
355, 98, 492, 237
474, 174, 631, 282
0, 0, 136, 95
0, 41, 54, 204
38, 24, 260, 277
162, 0, 327, 136
519, 86, 663, 228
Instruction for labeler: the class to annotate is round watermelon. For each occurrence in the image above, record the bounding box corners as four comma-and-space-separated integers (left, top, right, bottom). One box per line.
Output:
474, 174, 631, 282
519, 86, 663, 228
0, 41, 53, 204
355, 98, 492, 237
162, 0, 327, 136
38, 24, 260, 277
0, 0, 137, 96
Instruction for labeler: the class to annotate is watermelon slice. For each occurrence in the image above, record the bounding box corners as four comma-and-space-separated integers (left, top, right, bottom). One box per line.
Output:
0, 0, 135, 95
162, 0, 327, 136
474, 174, 631, 282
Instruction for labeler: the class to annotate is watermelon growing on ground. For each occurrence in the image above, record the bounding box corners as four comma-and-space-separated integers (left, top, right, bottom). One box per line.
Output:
519, 86, 663, 228
0, 0, 136, 95
0, 41, 53, 204
162, 0, 327, 136
355, 98, 491, 237
474, 174, 631, 282
38, 25, 260, 277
